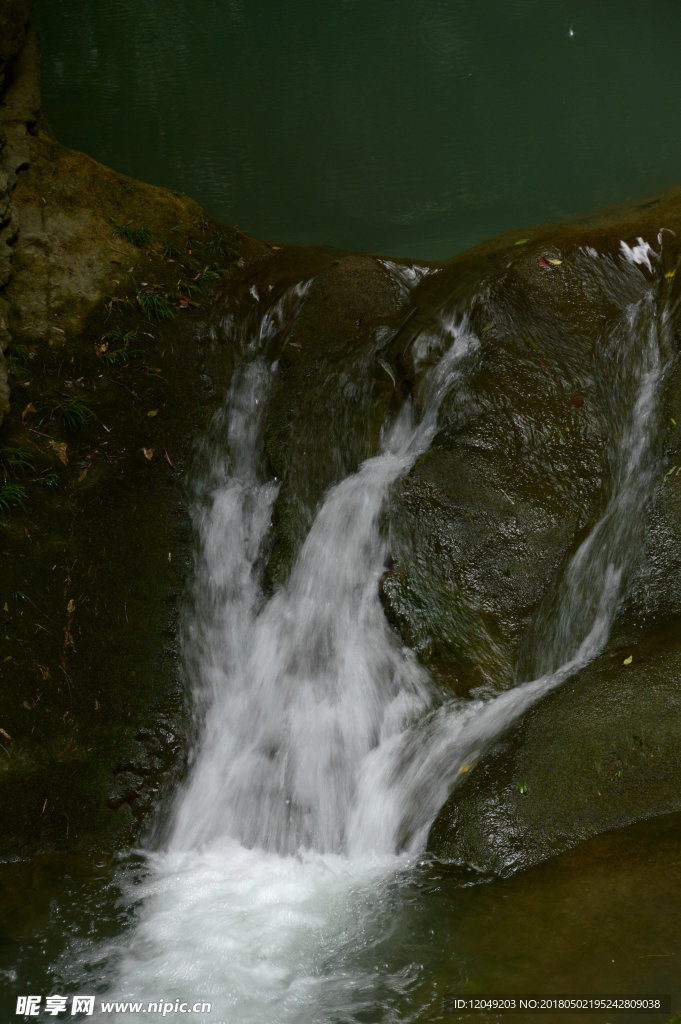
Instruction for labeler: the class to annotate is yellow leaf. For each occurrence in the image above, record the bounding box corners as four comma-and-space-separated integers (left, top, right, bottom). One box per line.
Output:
547, 258, 563, 266
623, 655, 633, 665
48, 440, 68, 466
3, 603, 8, 612
21, 401, 37, 423
141, 447, 154, 461
665, 269, 676, 279
147, 409, 158, 418
514, 238, 530, 245
671, 418, 677, 426
458, 762, 472, 774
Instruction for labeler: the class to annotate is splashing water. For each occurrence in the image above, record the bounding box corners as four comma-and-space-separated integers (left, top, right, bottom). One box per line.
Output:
98, 255, 671, 1022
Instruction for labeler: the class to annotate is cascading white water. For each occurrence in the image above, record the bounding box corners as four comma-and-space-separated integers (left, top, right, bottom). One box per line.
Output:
100, 253, 670, 1023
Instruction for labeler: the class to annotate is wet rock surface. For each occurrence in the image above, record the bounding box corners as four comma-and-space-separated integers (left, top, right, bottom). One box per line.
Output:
0, 0, 37, 426
0, 4, 267, 860
428, 625, 681, 872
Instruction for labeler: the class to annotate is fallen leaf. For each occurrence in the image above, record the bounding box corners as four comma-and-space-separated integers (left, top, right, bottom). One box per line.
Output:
76, 467, 88, 484
569, 395, 584, 407
547, 257, 563, 266
0, 727, 11, 741
481, 322, 494, 333
48, 440, 68, 466
671, 418, 677, 426
2, 603, 7, 612
665, 269, 676, 279
623, 655, 633, 665
458, 763, 472, 774
537, 256, 551, 268
665, 465, 677, 477
161, 445, 175, 470
21, 402, 37, 423
66, 599, 75, 616
141, 447, 154, 461
515, 238, 530, 245
147, 409, 158, 418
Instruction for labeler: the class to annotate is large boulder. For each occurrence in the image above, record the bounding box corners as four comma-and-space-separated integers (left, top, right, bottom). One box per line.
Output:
428, 625, 681, 872
379, 238, 661, 693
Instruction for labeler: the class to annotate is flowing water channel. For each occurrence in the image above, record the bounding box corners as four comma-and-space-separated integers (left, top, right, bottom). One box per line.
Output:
20, 249, 674, 1023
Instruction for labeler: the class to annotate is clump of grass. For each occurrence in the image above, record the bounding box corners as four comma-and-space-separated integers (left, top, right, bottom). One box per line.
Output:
98, 328, 141, 365
111, 218, 151, 247
0, 482, 26, 515
137, 290, 176, 322
180, 264, 227, 299
54, 396, 93, 431
1, 447, 35, 476
161, 237, 182, 261
6, 344, 33, 376
0, 446, 37, 517
206, 231, 239, 262
37, 472, 59, 488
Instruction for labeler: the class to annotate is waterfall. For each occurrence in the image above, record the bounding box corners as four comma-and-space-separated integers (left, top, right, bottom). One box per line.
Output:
97, 252, 671, 1022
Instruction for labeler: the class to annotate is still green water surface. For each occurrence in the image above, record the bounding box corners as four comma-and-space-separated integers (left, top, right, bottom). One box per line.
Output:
37, 0, 681, 259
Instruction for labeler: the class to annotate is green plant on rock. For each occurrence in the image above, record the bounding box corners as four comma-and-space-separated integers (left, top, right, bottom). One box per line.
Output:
6, 344, 32, 376
161, 237, 182, 261
110, 218, 151, 247
37, 472, 59, 488
206, 230, 239, 262
54, 396, 93, 431
99, 328, 141, 365
0, 482, 26, 515
1, 447, 35, 477
136, 289, 176, 322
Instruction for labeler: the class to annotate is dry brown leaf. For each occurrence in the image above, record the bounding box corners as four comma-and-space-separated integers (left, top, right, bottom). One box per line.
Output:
48, 440, 68, 466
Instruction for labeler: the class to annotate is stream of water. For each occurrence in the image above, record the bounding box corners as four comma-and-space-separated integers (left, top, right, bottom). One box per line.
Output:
63, 249, 674, 1023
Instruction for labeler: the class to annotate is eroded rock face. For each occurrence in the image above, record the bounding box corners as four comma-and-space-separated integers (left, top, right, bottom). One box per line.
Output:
379, 241, 666, 693
0, 0, 39, 425
415, 237, 681, 865
427, 626, 681, 873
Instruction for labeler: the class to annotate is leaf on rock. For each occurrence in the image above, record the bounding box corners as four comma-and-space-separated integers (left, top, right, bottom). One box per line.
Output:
48, 440, 68, 466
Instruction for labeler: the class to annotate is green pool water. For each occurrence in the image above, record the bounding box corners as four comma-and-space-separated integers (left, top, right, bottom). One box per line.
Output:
36, 0, 681, 260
